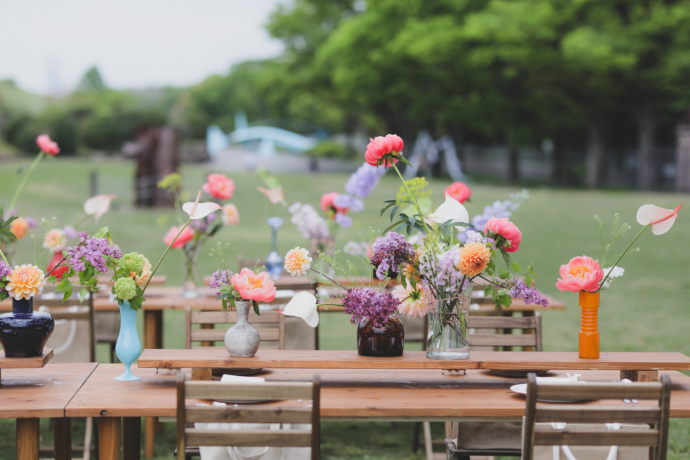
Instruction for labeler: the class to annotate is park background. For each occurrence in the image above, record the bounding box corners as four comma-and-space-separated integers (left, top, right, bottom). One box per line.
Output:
2, 1, 690, 459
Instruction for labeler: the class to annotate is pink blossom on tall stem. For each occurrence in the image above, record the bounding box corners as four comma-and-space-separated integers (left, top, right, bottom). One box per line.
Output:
163, 225, 194, 249
484, 217, 522, 253
202, 173, 235, 200
320, 192, 348, 218
231, 268, 276, 302
555, 256, 604, 293
36, 134, 60, 155
365, 134, 403, 167
445, 182, 471, 204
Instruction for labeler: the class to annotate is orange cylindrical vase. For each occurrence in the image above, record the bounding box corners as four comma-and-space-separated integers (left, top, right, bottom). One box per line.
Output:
579, 290, 600, 359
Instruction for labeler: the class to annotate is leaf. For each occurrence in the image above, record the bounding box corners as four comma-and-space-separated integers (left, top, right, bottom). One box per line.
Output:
499, 269, 509, 279
389, 204, 400, 222
252, 300, 261, 315
501, 250, 511, 268
524, 275, 533, 286
62, 289, 73, 302
78, 288, 89, 303
398, 156, 412, 167
383, 219, 407, 234
511, 261, 522, 273
56, 279, 72, 292
379, 201, 396, 217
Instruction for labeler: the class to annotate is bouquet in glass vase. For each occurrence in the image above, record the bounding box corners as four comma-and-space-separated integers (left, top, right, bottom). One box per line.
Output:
366, 134, 548, 360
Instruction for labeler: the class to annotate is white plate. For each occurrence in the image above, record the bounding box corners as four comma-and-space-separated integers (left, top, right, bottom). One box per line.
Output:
510, 381, 589, 403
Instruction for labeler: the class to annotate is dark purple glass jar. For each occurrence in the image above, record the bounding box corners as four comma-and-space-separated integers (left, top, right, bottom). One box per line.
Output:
357, 315, 404, 357
0, 297, 54, 357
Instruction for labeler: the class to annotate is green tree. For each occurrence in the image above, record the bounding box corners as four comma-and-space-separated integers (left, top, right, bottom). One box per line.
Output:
77, 66, 108, 92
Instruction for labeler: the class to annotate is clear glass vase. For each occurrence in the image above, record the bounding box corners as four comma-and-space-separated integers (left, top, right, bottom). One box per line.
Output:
182, 242, 201, 299
426, 283, 472, 360
265, 217, 284, 279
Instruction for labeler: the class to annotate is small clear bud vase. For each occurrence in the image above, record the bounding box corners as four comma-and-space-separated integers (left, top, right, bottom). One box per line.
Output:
425, 283, 472, 360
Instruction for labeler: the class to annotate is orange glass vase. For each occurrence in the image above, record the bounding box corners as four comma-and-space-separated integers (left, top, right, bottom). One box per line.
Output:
579, 290, 600, 359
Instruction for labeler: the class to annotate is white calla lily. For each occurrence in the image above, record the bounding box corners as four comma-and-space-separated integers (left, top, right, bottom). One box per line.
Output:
429, 193, 470, 231
84, 194, 116, 220
282, 291, 319, 327
182, 191, 222, 220
636, 204, 682, 235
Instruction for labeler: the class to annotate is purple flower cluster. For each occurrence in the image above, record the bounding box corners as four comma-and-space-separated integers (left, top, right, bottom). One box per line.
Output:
0, 260, 10, 279
289, 203, 330, 240
342, 287, 400, 327
209, 269, 233, 295
508, 279, 549, 307
470, 190, 529, 231
370, 232, 415, 280
66, 232, 122, 273
345, 163, 386, 198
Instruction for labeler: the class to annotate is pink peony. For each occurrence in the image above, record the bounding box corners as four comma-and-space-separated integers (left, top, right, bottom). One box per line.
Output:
484, 217, 522, 253
320, 192, 348, 217
202, 173, 235, 200
365, 134, 404, 167
163, 225, 195, 249
445, 182, 471, 204
555, 255, 604, 293
36, 134, 60, 155
231, 268, 276, 302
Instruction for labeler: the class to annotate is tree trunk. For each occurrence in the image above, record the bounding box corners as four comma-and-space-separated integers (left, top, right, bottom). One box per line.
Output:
506, 130, 520, 184
585, 121, 606, 189
550, 134, 574, 187
676, 124, 690, 193
636, 106, 656, 190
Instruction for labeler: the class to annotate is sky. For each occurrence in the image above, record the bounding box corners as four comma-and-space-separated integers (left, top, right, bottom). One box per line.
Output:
0, 0, 286, 95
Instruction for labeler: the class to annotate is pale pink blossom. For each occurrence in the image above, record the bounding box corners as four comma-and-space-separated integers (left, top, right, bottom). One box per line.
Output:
84, 194, 116, 221
392, 284, 428, 318
163, 225, 195, 249
258, 187, 286, 205
202, 173, 235, 200
555, 256, 604, 293
365, 134, 403, 167
231, 268, 276, 302
43, 228, 66, 251
221, 203, 240, 226
445, 182, 472, 204
484, 217, 522, 253
36, 134, 60, 155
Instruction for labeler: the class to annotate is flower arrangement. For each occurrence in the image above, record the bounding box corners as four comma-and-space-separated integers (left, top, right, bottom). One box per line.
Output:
208, 243, 277, 314
556, 204, 682, 294
158, 173, 239, 291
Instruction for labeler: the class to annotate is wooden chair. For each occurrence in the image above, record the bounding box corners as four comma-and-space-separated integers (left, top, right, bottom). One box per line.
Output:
522, 373, 671, 460
441, 314, 542, 460
176, 372, 321, 460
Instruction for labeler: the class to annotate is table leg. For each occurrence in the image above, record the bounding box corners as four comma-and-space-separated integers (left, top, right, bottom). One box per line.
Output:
124, 417, 142, 460
144, 310, 161, 349
53, 417, 72, 460
16, 418, 39, 460
98, 418, 121, 460
145, 416, 156, 458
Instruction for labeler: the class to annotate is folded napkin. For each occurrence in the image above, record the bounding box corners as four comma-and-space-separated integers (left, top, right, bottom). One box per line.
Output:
220, 374, 266, 384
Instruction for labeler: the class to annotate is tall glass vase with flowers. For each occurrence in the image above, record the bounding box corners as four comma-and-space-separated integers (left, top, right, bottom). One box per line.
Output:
556, 204, 682, 358
367, 134, 548, 360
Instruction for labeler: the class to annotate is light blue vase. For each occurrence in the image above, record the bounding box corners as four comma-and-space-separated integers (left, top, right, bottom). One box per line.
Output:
265, 217, 284, 278
114, 301, 142, 381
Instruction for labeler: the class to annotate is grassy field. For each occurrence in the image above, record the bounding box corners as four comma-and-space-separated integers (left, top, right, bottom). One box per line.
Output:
1, 156, 689, 458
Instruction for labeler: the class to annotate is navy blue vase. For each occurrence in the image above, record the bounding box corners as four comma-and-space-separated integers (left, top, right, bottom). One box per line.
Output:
0, 297, 54, 358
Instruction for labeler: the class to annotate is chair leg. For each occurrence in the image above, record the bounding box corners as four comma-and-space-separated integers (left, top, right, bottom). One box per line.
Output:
423, 421, 433, 460
412, 421, 422, 452
83, 417, 93, 460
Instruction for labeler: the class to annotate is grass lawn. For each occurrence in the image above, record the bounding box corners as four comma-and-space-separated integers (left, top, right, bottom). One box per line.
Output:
1, 156, 690, 458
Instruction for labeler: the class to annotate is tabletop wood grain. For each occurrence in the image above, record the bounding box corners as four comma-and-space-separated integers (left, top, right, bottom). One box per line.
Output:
0, 348, 53, 369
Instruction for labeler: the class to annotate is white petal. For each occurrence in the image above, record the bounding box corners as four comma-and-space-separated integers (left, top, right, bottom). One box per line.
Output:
83, 194, 115, 220
429, 193, 469, 231
182, 201, 222, 220
650, 215, 677, 235
636, 204, 668, 225
283, 291, 319, 327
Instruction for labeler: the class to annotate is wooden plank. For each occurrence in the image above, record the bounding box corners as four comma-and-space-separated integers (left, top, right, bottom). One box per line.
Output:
185, 381, 313, 400
535, 407, 660, 424
16, 418, 39, 460
123, 417, 141, 460
53, 418, 72, 460
186, 406, 313, 424
186, 430, 312, 448
98, 417, 121, 460
0, 348, 53, 369
479, 351, 690, 371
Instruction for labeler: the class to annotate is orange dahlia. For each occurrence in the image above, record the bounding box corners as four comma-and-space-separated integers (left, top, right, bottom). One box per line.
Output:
5, 264, 46, 300
10, 217, 29, 240
456, 242, 492, 277
284, 247, 312, 276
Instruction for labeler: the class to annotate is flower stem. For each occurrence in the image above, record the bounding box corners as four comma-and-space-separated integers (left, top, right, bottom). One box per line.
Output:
309, 267, 347, 291
0, 248, 8, 266
8, 151, 45, 213
390, 162, 438, 253
598, 224, 650, 290
143, 218, 191, 294
46, 254, 69, 277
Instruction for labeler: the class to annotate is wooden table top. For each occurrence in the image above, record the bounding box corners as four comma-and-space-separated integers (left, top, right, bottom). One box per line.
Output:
64, 366, 690, 420
0, 348, 53, 369
137, 349, 690, 372
0, 362, 97, 418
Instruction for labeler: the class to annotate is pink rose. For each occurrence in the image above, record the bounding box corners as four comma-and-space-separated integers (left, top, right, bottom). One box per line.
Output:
163, 225, 195, 249
36, 134, 60, 155
231, 268, 276, 302
202, 173, 235, 200
320, 192, 348, 218
556, 255, 604, 293
445, 182, 471, 204
365, 134, 404, 167
484, 217, 522, 253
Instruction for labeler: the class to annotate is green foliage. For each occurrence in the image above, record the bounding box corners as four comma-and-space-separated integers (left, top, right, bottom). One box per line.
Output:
305, 140, 351, 159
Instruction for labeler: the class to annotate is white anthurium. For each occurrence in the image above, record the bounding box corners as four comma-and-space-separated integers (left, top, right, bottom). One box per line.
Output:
282, 291, 319, 327
84, 194, 116, 220
636, 204, 682, 235
429, 193, 470, 231
182, 191, 222, 220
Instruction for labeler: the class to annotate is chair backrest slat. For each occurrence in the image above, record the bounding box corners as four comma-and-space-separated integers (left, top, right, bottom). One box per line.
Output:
535, 406, 661, 424
176, 373, 320, 460
534, 429, 660, 447
467, 314, 542, 351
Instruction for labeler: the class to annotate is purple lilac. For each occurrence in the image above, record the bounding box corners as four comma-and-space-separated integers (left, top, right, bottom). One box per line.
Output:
370, 232, 415, 280
433, 247, 466, 294
508, 279, 549, 307
66, 231, 122, 273
63, 226, 78, 240
335, 213, 353, 228
345, 163, 386, 198
25, 217, 37, 228
209, 269, 233, 295
0, 260, 10, 279
342, 287, 400, 327
288, 203, 330, 240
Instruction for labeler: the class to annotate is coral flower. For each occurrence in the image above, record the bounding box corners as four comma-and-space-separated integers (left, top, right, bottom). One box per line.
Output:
163, 225, 195, 249
9, 217, 29, 240
5, 264, 46, 300
133, 257, 152, 287
456, 241, 492, 277
43, 228, 66, 251
221, 203, 240, 226
36, 134, 60, 155
202, 173, 235, 200
46, 251, 69, 281
365, 134, 404, 167
392, 284, 428, 318
555, 255, 604, 293
484, 217, 522, 253
445, 182, 472, 204
284, 247, 312, 276
231, 268, 276, 303
320, 192, 348, 217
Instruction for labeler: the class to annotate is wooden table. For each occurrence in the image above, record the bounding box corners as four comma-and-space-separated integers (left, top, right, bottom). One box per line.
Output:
0, 362, 97, 460
0, 348, 53, 382
66, 364, 690, 459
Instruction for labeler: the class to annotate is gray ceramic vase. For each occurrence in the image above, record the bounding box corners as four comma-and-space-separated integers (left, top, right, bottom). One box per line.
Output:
224, 300, 260, 357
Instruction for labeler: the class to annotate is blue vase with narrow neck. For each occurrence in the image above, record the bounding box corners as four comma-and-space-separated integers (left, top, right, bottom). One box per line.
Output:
265, 217, 284, 278
114, 301, 141, 381
0, 297, 54, 357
